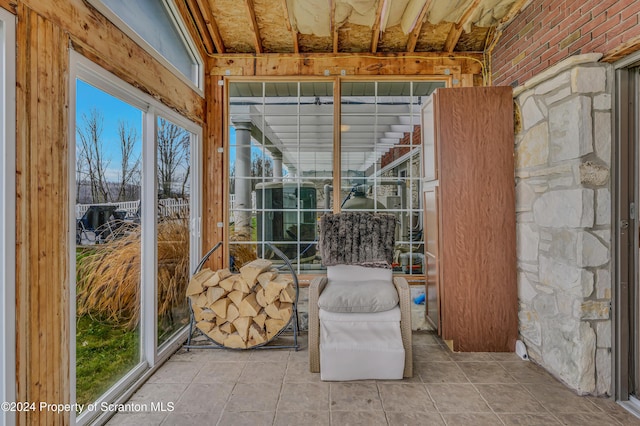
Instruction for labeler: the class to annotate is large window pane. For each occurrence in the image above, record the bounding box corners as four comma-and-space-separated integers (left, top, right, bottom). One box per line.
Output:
156, 117, 193, 346
92, 0, 201, 87
228, 81, 333, 273
74, 80, 142, 405
340, 81, 444, 274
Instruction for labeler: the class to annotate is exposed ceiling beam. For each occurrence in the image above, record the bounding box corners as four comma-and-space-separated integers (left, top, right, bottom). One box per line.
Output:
443, 0, 481, 53
245, 0, 264, 53
331, 0, 339, 53
371, 0, 387, 53
193, 0, 225, 53
281, 0, 299, 53
406, 0, 433, 52
181, 0, 214, 55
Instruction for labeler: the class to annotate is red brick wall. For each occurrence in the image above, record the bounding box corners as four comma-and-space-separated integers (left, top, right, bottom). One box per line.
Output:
492, 0, 640, 87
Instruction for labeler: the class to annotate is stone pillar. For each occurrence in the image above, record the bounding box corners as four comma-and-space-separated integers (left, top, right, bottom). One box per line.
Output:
272, 152, 283, 180
233, 121, 252, 235
513, 55, 612, 395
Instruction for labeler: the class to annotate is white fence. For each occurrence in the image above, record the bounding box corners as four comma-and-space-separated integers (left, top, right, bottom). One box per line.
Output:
75, 199, 189, 219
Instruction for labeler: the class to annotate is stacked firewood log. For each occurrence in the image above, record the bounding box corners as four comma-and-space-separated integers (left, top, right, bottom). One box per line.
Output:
186, 259, 295, 349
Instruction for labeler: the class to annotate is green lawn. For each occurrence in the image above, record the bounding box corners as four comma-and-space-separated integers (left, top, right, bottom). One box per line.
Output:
75, 316, 139, 406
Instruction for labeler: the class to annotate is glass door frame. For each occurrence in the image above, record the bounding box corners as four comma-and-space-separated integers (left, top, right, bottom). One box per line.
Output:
0, 7, 16, 426
69, 51, 201, 425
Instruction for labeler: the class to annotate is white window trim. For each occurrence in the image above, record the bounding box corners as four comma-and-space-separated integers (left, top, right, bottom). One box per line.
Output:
0, 7, 16, 426
86, 0, 204, 95
69, 50, 201, 425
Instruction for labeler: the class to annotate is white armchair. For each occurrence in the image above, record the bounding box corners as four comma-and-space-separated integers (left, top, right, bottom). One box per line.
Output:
308, 212, 412, 380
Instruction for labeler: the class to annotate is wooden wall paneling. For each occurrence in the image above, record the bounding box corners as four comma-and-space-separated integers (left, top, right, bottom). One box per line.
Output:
436, 87, 517, 352
21, 0, 205, 124
16, 4, 70, 424
202, 72, 225, 269
0, 0, 16, 14
209, 53, 484, 78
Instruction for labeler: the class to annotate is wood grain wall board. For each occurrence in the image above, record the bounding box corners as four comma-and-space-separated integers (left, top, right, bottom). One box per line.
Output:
208, 52, 484, 77
202, 74, 225, 270
0, 0, 16, 14
16, 4, 70, 423
21, 0, 205, 124
435, 86, 517, 352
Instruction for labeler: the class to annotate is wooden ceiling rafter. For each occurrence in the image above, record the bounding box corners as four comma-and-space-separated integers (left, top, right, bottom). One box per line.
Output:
280, 0, 299, 53
244, 0, 263, 53
443, 0, 482, 53
181, 0, 214, 55
406, 0, 434, 52
193, 0, 225, 53
371, 0, 387, 53
331, 0, 338, 53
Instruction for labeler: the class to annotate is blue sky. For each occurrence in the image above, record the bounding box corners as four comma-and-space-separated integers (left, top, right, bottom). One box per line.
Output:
76, 79, 143, 180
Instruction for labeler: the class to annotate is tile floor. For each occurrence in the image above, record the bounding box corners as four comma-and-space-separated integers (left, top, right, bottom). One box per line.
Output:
106, 332, 640, 425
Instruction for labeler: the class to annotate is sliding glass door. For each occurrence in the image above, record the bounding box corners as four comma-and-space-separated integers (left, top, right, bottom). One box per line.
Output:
70, 52, 201, 424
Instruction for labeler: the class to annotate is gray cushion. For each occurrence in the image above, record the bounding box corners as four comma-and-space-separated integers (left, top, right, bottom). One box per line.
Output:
318, 279, 399, 313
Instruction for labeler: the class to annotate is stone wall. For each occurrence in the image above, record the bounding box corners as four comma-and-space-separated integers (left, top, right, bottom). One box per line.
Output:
514, 54, 612, 395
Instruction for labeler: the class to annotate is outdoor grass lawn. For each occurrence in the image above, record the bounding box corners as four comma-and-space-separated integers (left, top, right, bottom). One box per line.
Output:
75, 316, 139, 406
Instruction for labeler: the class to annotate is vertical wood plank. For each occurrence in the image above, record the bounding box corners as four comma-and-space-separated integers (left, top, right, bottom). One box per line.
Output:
203, 72, 225, 269
16, 4, 70, 424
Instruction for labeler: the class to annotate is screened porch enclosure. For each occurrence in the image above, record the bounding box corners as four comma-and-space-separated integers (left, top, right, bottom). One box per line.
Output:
227, 80, 445, 275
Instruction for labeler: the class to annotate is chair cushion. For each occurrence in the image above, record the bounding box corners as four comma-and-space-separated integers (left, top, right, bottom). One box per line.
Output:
318, 279, 399, 313
327, 265, 392, 282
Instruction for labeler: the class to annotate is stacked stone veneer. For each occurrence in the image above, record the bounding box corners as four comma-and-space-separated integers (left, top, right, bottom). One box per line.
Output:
513, 54, 612, 395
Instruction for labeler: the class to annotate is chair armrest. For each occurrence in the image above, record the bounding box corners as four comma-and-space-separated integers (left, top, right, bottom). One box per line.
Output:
393, 276, 413, 378
308, 276, 327, 373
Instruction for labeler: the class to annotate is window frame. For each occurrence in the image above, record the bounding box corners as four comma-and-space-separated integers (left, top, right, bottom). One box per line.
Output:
87, 0, 204, 94
224, 76, 450, 280
0, 7, 16, 426
69, 50, 202, 425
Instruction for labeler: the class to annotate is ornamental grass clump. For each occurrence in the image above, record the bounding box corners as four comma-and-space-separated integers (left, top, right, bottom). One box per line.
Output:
76, 219, 189, 330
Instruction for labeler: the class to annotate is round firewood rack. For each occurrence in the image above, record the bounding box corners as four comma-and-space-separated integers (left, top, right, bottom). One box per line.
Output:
184, 242, 300, 351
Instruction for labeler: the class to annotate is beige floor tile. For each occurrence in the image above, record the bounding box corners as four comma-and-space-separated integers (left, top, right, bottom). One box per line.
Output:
217, 410, 275, 426
586, 397, 640, 425
417, 361, 469, 384
106, 412, 167, 425
414, 345, 453, 362
442, 412, 503, 425
475, 384, 545, 413
198, 348, 253, 362
248, 348, 292, 362
449, 352, 495, 362
457, 361, 517, 383
499, 361, 558, 384
490, 352, 522, 362
412, 332, 442, 346
146, 361, 201, 384
330, 410, 387, 426
238, 361, 287, 383
172, 382, 234, 413
525, 383, 602, 414
168, 348, 214, 363
274, 411, 331, 426
386, 411, 445, 426
378, 383, 436, 412
192, 360, 245, 383
426, 383, 491, 413
127, 383, 189, 406
498, 413, 562, 425
225, 382, 281, 412
278, 382, 330, 411
329, 382, 383, 411
161, 411, 222, 425
284, 361, 321, 383
554, 411, 626, 426
288, 347, 310, 362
